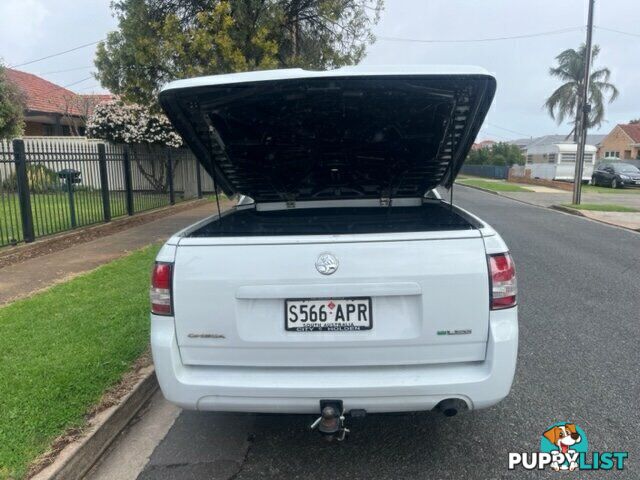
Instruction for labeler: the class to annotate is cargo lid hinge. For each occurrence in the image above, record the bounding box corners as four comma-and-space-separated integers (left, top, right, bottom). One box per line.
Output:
285, 195, 296, 208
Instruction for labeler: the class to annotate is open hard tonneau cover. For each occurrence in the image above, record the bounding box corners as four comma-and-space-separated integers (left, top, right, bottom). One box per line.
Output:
159, 66, 496, 203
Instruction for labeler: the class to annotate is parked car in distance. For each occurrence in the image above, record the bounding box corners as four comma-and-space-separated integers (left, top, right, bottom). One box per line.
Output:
592, 162, 640, 188
150, 67, 518, 436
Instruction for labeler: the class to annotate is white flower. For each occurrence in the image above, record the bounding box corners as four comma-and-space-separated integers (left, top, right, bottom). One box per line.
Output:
87, 100, 183, 148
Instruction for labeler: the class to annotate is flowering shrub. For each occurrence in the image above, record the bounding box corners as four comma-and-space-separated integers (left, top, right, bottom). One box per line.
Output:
87, 101, 182, 147
87, 101, 184, 192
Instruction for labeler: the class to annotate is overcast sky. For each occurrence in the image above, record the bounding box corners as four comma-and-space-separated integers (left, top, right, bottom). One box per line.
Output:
1, 0, 638, 140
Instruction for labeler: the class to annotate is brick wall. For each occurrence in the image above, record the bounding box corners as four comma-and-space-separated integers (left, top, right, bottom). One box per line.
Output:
598, 126, 639, 160
24, 122, 45, 136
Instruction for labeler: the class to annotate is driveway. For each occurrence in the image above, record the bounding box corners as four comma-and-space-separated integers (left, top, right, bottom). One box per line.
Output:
88, 186, 640, 479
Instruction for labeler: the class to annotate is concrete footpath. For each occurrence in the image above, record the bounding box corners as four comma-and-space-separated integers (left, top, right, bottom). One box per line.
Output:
0, 201, 220, 305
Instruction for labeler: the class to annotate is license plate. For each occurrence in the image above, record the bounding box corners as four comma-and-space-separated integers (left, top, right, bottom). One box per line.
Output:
285, 297, 372, 332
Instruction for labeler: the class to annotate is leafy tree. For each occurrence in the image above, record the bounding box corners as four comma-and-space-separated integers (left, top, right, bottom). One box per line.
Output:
629, 118, 640, 125
466, 142, 524, 167
544, 44, 618, 141
467, 147, 489, 165
94, 0, 383, 106
0, 64, 25, 139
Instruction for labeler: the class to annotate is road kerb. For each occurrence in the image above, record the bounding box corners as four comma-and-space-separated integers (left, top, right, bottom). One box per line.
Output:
549, 204, 586, 217
456, 183, 640, 234
31, 368, 158, 480
551, 204, 640, 232
454, 183, 499, 195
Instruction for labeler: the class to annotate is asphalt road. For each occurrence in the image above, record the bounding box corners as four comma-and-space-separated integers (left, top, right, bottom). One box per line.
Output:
96, 186, 640, 479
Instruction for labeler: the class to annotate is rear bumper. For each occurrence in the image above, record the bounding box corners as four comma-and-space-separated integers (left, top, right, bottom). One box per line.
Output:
151, 308, 518, 414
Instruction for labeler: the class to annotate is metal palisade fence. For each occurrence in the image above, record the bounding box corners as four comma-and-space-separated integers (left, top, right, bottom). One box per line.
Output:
0, 137, 214, 248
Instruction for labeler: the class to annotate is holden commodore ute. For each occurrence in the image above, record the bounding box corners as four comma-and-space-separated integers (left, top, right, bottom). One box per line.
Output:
150, 66, 518, 437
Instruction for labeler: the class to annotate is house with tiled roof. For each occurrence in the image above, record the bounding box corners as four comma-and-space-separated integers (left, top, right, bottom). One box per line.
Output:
4, 68, 113, 136
471, 139, 496, 150
598, 123, 640, 160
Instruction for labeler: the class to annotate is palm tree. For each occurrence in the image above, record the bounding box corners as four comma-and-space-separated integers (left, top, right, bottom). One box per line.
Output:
544, 44, 619, 141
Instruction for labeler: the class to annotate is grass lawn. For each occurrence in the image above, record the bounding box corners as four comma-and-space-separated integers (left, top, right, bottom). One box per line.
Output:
0, 244, 159, 479
457, 178, 532, 192
562, 203, 639, 212
581, 184, 640, 195
0, 192, 171, 247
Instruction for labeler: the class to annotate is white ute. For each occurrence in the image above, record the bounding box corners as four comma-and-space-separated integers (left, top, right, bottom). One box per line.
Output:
151, 67, 518, 433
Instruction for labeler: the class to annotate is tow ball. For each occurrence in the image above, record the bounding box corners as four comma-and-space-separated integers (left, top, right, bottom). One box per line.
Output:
309, 400, 351, 441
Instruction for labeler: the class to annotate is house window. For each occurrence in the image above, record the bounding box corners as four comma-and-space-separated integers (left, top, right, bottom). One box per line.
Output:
561, 153, 576, 163
526, 155, 533, 164
548, 153, 556, 163
604, 151, 620, 158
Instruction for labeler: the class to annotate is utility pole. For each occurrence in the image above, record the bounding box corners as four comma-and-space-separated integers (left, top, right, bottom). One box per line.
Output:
572, 0, 595, 205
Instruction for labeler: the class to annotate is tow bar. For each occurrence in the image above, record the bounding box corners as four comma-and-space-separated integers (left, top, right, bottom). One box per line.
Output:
309, 400, 353, 441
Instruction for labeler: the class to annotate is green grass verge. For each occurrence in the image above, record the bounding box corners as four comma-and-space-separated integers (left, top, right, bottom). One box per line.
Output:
0, 244, 159, 479
581, 184, 640, 195
562, 203, 639, 212
457, 178, 532, 192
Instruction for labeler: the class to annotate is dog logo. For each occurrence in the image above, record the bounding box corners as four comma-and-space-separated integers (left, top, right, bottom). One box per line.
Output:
316, 253, 338, 275
542, 423, 585, 471
509, 421, 628, 472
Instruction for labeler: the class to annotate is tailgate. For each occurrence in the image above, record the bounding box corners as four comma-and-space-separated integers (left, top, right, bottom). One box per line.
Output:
172, 233, 489, 367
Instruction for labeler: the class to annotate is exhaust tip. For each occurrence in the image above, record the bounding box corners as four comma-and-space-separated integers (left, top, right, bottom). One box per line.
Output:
442, 407, 457, 417
435, 398, 468, 417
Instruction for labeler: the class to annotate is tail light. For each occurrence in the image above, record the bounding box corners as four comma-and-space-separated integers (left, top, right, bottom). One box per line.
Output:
488, 253, 517, 310
151, 262, 173, 315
